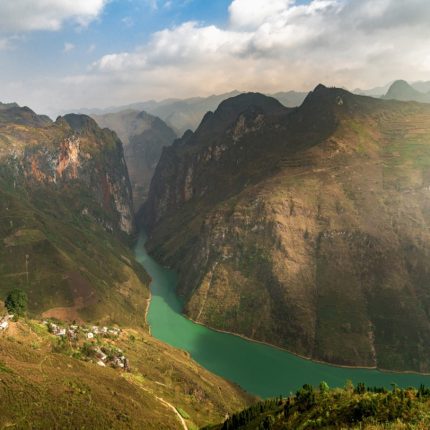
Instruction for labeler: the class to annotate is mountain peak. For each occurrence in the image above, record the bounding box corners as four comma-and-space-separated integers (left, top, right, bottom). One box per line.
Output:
61, 113, 100, 134
313, 83, 328, 92
384, 80, 424, 101
215, 92, 284, 115
193, 92, 287, 139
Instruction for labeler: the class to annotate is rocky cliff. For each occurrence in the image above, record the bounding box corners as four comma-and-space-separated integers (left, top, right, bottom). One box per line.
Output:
92, 110, 176, 212
143, 87, 430, 372
0, 103, 146, 325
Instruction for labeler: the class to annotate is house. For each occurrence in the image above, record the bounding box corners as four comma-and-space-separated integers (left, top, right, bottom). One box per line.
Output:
0, 320, 9, 331
87, 332, 94, 339
95, 349, 108, 362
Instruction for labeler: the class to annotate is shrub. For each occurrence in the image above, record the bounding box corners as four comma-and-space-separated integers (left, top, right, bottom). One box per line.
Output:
5, 289, 28, 318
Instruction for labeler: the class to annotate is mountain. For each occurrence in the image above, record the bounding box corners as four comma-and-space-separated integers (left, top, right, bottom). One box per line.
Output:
383, 80, 430, 103
0, 102, 148, 326
207, 383, 430, 430
143, 86, 430, 372
92, 110, 177, 211
77, 90, 308, 136
411, 80, 430, 93
353, 83, 392, 97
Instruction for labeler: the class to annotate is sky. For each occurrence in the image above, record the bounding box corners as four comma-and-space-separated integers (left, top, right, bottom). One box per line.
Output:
0, 0, 430, 117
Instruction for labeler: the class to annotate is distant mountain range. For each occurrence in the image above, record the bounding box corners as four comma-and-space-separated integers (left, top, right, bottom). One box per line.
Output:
75, 80, 430, 138
77, 90, 309, 136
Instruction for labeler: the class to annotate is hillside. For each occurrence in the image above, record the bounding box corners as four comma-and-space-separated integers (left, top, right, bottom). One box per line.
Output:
0, 103, 148, 326
0, 317, 253, 429
92, 110, 177, 211
143, 86, 430, 372
206, 383, 430, 430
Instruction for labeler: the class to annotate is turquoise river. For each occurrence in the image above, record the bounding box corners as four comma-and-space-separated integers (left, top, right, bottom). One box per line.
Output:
135, 234, 430, 398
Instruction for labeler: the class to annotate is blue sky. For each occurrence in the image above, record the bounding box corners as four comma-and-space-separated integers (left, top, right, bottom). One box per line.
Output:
0, 0, 429, 116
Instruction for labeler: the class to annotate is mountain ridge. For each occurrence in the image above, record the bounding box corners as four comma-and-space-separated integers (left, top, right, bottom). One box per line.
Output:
143, 85, 430, 372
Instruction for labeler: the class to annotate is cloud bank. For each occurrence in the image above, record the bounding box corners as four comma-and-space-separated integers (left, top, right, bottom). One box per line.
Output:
85, 0, 430, 104
2, 0, 430, 114
0, 0, 107, 32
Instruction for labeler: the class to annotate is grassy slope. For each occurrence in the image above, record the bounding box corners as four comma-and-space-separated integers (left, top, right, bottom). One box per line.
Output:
0, 318, 254, 430
0, 168, 150, 328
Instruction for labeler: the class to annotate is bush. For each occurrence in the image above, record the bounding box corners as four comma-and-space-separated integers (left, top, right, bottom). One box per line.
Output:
5, 289, 28, 318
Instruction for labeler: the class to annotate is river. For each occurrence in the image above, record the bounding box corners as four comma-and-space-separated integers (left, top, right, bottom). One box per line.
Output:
135, 234, 430, 398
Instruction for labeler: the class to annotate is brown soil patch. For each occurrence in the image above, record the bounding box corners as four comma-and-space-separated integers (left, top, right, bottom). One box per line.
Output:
42, 271, 96, 323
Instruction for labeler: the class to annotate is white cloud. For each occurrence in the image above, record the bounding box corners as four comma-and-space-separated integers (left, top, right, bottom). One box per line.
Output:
0, 38, 11, 51
63, 42, 75, 53
229, 0, 295, 30
4, 0, 430, 114
0, 0, 108, 32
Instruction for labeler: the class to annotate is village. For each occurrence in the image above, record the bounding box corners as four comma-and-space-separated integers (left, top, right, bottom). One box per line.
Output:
45, 320, 130, 370
1, 314, 129, 371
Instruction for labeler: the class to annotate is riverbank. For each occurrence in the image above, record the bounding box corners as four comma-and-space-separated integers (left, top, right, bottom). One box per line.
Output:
136, 233, 430, 398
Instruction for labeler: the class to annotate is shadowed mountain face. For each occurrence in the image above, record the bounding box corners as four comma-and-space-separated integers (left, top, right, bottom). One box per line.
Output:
383, 80, 430, 103
92, 110, 177, 212
143, 86, 430, 372
0, 103, 150, 325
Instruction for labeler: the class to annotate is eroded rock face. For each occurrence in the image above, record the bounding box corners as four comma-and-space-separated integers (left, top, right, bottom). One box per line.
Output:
0, 108, 135, 235
143, 89, 430, 372
92, 110, 176, 212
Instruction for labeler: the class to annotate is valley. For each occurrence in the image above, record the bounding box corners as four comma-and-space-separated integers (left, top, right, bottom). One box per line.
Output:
136, 232, 430, 399
3, 86, 430, 428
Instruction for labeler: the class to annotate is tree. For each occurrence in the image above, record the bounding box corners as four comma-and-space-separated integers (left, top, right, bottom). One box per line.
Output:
319, 381, 330, 394
5, 289, 28, 318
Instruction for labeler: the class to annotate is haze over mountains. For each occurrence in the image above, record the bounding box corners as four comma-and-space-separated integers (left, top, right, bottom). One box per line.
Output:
78, 90, 309, 136
383, 80, 430, 103
92, 110, 176, 211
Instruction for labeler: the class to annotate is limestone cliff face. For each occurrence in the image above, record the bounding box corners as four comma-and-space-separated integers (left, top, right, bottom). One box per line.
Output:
0, 103, 146, 325
1, 110, 135, 235
144, 88, 430, 372
92, 110, 176, 212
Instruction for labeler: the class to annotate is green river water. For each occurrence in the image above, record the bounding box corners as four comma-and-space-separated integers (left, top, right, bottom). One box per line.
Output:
135, 234, 430, 398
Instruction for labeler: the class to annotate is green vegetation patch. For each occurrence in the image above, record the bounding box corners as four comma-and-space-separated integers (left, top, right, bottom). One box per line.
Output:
208, 383, 430, 430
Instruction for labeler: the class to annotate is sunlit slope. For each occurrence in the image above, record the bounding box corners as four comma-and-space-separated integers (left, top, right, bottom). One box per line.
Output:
0, 319, 253, 429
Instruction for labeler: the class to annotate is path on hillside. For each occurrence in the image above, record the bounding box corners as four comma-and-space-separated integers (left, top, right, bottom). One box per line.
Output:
124, 375, 188, 430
